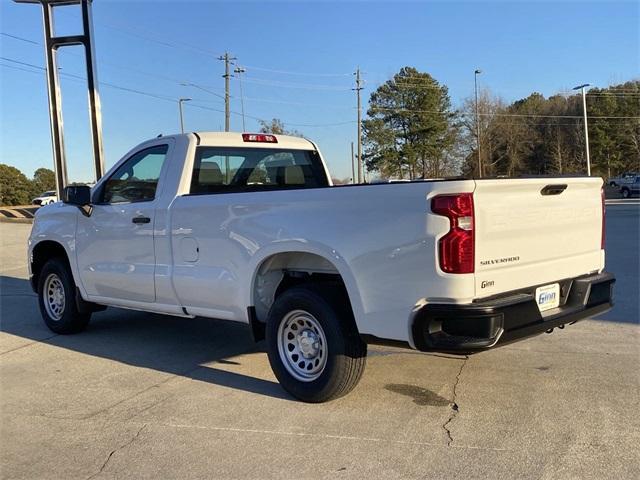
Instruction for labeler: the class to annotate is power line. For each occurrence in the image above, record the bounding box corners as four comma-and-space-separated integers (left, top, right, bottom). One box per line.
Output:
240, 76, 352, 91
0, 32, 39, 44
239, 64, 352, 77
0, 56, 184, 104
1, 31, 206, 88
181, 82, 227, 100
3, 58, 636, 125
368, 105, 640, 119
0, 57, 356, 132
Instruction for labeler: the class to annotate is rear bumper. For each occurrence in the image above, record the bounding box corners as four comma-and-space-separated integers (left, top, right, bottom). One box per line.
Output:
411, 272, 615, 353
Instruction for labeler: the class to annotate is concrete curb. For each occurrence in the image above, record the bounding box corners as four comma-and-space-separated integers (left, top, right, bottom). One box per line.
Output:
0, 205, 38, 222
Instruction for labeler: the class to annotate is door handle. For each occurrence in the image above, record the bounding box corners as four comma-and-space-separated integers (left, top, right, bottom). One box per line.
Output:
540, 184, 568, 196
132, 216, 151, 224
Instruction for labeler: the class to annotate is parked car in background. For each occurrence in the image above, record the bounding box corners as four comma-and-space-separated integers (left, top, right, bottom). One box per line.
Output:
31, 191, 57, 206
620, 176, 640, 198
608, 172, 638, 187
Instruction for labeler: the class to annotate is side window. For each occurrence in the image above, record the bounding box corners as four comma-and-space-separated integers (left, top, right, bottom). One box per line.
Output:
101, 145, 168, 203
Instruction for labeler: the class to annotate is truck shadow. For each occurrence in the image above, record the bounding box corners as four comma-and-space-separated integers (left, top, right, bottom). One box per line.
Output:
0, 275, 291, 401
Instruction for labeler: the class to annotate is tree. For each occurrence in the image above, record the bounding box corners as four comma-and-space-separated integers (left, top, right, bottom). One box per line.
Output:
259, 118, 303, 137
32, 168, 56, 196
0, 164, 33, 206
458, 81, 639, 177
587, 81, 640, 177
457, 88, 506, 176
362, 67, 456, 179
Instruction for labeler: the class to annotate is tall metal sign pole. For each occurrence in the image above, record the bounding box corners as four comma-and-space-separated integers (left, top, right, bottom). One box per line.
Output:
14, 0, 105, 198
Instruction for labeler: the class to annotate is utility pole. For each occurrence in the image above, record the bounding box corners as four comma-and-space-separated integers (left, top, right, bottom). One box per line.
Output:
474, 69, 482, 178
350, 142, 355, 184
234, 65, 246, 131
178, 98, 191, 133
354, 67, 364, 183
573, 83, 591, 176
218, 52, 236, 132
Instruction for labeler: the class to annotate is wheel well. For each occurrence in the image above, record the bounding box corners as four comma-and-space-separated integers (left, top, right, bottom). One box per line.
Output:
252, 252, 350, 324
31, 241, 69, 291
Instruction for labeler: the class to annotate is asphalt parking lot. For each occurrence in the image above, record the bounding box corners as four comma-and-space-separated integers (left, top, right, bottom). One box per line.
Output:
1, 204, 638, 479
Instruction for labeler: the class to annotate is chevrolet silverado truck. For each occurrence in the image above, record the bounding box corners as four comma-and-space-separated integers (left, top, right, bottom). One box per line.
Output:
28, 132, 615, 402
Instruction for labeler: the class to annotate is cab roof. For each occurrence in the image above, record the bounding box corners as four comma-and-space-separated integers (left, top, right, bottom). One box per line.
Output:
190, 132, 315, 150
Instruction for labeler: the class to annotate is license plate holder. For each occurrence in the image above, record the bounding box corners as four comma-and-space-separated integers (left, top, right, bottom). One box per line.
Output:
535, 283, 560, 313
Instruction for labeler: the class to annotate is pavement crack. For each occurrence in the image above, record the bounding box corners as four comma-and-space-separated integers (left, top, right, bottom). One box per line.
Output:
86, 424, 147, 480
442, 355, 468, 447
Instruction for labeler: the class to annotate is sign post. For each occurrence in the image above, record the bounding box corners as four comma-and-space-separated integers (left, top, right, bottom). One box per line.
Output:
14, 0, 105, 198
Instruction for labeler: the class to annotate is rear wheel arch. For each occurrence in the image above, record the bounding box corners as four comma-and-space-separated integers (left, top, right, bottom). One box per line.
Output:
250, 251, 360, 330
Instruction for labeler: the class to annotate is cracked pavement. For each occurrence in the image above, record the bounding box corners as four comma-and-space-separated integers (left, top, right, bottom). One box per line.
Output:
1, 205, 639, 479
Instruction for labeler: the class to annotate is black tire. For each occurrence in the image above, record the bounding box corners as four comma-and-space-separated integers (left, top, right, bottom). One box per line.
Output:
609, 182, 617, 187
622, 188, 630, 198
37, 257, 91, 334
265, 284, 367, 403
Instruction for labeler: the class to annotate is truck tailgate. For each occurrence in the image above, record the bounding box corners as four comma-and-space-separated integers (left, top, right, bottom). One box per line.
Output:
473, 177, 604, 298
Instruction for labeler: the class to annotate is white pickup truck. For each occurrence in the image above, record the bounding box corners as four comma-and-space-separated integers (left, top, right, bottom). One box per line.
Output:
29, 132, 615, 402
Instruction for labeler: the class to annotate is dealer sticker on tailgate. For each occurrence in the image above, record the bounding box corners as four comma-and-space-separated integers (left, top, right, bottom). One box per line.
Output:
535, 283, 560, 312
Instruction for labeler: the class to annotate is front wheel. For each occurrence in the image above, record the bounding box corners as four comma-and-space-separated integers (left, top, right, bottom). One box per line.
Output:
266, 284, 367, 402
622, 188, 630, 198
38, 258, 91, 334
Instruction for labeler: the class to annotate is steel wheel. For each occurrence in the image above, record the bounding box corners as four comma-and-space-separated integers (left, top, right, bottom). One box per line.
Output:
43, 273, 65, 321
277, 309, 328, 382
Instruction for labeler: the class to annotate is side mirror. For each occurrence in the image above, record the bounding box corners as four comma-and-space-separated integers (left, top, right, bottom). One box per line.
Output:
63, 185, 91, 206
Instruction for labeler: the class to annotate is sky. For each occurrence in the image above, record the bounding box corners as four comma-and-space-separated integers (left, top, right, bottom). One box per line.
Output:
1, 0, 638, 182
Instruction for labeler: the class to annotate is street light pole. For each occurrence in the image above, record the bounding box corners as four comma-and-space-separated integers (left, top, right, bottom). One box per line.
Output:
178, 98, 191, 133
573, 83, 591, 176
474, 69, 482, 178
351, 141, 355, 184
234, 66, 246, 131
353, 67, 363, 184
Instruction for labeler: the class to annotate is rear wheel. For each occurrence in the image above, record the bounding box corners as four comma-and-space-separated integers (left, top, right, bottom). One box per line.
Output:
622, 188, 630, 198
266, 284, 367, 402
38, 258, 91, 334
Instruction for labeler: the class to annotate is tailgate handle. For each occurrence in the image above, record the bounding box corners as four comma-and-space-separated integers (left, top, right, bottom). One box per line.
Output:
540, 184, 567, 196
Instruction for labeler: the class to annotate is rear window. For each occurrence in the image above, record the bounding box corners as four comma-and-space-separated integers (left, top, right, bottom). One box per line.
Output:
190, 148, 328, 194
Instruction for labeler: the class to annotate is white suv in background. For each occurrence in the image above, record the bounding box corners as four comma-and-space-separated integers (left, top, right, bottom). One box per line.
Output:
31, 191, 57, 206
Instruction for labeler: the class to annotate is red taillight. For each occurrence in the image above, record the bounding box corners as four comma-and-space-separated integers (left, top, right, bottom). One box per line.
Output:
242, 133, 278, 143
601, 187, 606, 250
431, 193, 475, 274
